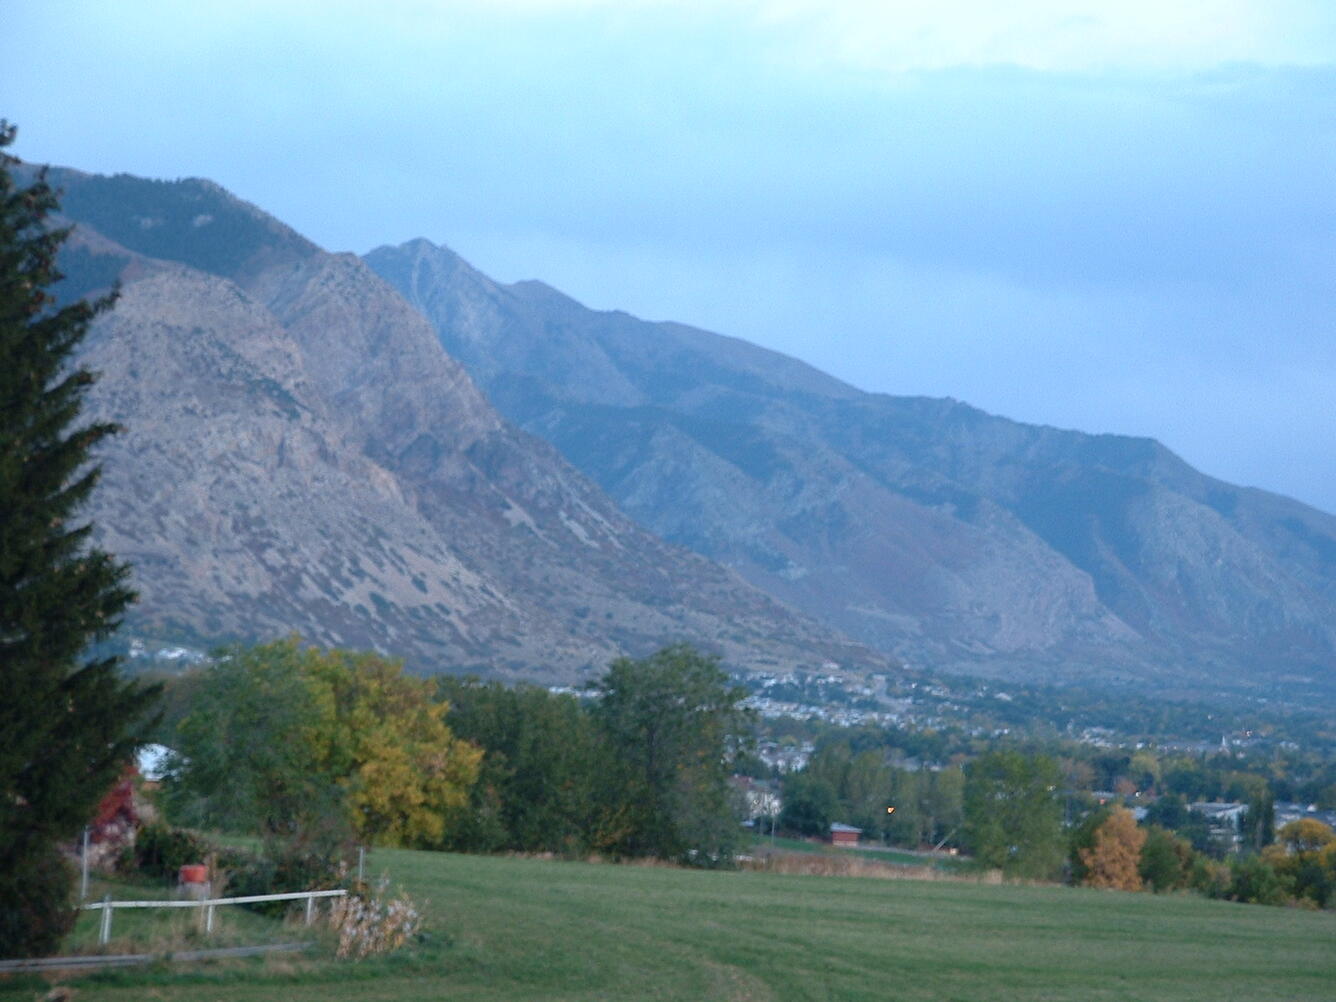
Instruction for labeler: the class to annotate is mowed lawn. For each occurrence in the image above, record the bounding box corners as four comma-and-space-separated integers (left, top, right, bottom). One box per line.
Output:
41, 850, 1336, 1002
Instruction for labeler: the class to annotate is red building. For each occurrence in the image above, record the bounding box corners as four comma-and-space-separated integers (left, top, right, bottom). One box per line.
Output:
829, 822, 862, 847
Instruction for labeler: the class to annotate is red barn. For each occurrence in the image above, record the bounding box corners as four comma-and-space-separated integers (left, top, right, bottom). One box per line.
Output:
829, 822, 862, 847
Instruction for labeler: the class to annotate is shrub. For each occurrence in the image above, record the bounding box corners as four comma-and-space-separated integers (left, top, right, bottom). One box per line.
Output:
213, 849, 275, 907
220, 834, 348, 918
1188, 856, 1231, 899
129, 823, 215, 881
0, 844, 77, 958
1227, 857, 1292, 907
326, 876, 422, 959
126, 824, 344, 918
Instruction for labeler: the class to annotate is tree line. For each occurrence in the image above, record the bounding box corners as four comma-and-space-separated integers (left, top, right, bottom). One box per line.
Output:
161, 639, 752, 868
773, 737, 1335, 906
160, 639, 1336, 909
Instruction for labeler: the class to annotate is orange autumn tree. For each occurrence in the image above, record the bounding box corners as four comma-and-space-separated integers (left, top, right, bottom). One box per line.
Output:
1080, 807, 1146, 891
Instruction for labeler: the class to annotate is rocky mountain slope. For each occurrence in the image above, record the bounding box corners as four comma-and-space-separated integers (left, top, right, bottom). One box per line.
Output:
43, 168, 881, 680
366, 239, 1336, 700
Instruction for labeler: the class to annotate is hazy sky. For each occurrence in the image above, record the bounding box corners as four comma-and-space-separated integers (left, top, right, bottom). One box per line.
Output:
5, 1, 1335, 512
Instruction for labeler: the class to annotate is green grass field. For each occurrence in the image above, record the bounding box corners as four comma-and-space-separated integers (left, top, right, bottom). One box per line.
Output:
15, 850, 1336, 1002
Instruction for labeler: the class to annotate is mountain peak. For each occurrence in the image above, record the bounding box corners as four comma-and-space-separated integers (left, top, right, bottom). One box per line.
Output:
54, 172, 877, 680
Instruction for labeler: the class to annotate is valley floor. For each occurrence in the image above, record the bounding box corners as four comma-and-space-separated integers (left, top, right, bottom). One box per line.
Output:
34, 851, 1336, 1002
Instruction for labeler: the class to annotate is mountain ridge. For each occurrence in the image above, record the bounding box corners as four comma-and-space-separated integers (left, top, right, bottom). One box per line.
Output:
30, 158, 1336, 701
43, 167, 885, 680
367, 236, 1336, 700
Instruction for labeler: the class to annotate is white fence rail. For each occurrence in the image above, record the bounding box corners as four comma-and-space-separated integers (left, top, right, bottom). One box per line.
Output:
83, 888, 347, 943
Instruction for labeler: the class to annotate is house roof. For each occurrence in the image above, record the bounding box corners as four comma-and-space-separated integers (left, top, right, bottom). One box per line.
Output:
830, 823, 863, 834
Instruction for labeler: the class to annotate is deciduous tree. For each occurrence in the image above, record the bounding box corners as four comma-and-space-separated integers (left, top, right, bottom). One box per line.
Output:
1138, 825, 1193, 893
592, 644, 751, 864
1263, 819, 1336, 907
1277, 818, 1334, 854
1241, 788, 1275, 852
303, 647, 481, 847
963, 750, 1064, 879
166, 639, 330, 836
436, 677, 608, 855
1079, 807, 1145, 891
166, 639, 480, 849
779, 772, 839, 838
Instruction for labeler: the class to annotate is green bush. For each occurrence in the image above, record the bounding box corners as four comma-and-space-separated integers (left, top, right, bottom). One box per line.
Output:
1227, 857, 1292, 907
220, 852, 279, 912
130, 823, 215, 881
0, 844, 77, 958
222, 836, 348, 917
116, 821, 351, 922
1188, 856, 1231, 898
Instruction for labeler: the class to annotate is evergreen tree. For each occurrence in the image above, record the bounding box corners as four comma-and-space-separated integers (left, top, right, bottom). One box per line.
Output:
1241, 788, 1275, 853
0, 124, 158, 957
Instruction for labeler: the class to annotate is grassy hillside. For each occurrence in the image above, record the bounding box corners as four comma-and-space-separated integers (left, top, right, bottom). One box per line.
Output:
38, 850, 1336, 1002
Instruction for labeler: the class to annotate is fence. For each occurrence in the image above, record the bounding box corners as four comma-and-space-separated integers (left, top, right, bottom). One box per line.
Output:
83, 888, 347, 944
0, 942, 310, 974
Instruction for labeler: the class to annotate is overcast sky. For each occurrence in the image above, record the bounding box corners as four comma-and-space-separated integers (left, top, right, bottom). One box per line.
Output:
5, 0, 1335, 513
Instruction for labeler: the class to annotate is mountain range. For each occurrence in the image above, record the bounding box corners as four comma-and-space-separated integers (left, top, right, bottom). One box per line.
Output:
364, 240, 1336, 702
32, 163, 1336, 703
40, 166, 879, 681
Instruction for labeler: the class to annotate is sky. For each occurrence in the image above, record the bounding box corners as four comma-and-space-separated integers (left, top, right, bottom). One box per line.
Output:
4, 0, 1336, 512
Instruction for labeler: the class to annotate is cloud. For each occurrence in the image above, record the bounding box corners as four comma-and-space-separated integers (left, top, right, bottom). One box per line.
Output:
369, 0, 1336, 71
63, 1, 1336, 75
4, 0, 1334, 510
748, 0, 1336, 72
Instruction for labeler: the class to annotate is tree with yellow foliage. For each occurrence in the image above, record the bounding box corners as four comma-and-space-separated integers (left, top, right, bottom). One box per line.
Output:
1262, 818, 1336, 908
167, 639, 480, 848
1277, 818, 1335, 854
1079, 807, 1146, 891
302, 648, 482, 847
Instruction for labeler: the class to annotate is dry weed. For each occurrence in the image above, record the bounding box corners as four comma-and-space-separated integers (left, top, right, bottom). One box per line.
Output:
326, 876, 422, 960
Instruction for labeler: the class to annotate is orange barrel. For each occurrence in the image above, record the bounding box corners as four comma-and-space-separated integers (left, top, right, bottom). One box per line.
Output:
178, 864, 208, 884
